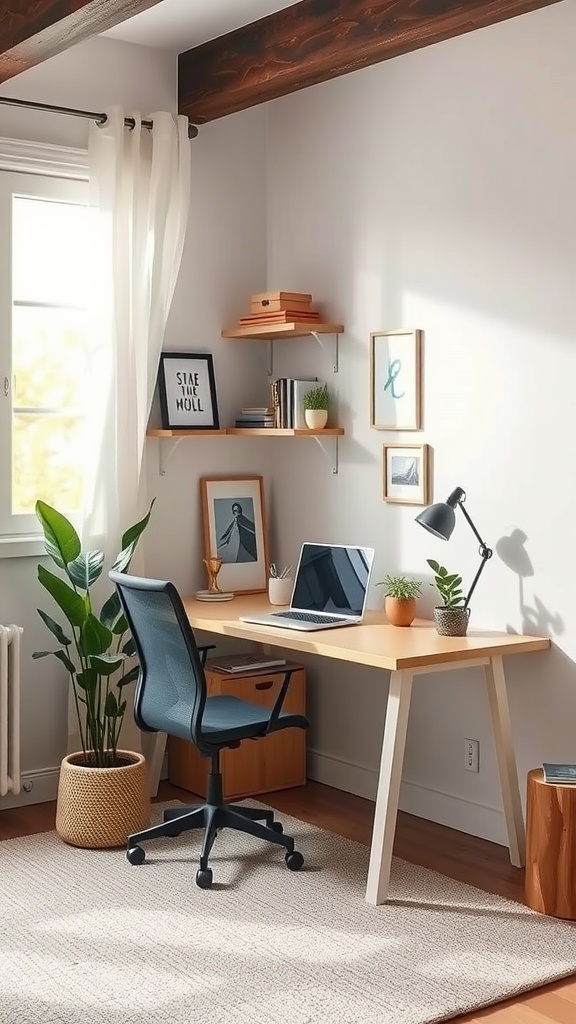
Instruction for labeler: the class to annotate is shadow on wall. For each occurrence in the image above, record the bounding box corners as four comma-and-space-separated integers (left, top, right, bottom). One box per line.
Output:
496, 528, 563, 639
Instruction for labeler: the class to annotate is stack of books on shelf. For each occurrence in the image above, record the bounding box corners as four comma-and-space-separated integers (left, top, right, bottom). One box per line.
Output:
270, 378, 325, 429
234, 406, 275, 428
542, 762, 576, 784
238, 290, 320, 327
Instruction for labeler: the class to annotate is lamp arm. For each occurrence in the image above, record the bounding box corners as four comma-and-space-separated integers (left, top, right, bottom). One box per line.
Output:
457, 502, 493, 608
464, 554, 491, 608
458, 502, 490, 553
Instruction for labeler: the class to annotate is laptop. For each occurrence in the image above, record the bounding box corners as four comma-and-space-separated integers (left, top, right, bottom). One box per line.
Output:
239, 542, 375, 632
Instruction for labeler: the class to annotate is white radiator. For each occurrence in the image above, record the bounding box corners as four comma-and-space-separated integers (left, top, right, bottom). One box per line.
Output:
0, 624, 22, 797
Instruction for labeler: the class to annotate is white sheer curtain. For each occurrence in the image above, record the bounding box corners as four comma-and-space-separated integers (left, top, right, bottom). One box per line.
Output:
84, 105, 190, 549
67, 107, 190, 755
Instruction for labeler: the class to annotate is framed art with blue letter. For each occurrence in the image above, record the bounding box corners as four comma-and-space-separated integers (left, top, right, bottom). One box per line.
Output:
370, 329, 422, 430
200, 476, 268, 594
158, 352, 219, 430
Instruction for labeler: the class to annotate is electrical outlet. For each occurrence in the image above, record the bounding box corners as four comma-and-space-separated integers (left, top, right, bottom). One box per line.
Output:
464, 738, 480, 773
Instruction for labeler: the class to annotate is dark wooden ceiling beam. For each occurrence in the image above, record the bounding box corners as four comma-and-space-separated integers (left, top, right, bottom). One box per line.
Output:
0, 0, 164, 83
179, 0, 562, 123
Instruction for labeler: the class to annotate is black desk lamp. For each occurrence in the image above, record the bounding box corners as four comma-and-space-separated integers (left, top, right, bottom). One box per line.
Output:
415, 487, 493, 608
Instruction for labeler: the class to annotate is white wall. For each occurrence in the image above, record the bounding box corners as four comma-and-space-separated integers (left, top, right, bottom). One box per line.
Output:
263, 1, 576, 842
0, 36, 268, 805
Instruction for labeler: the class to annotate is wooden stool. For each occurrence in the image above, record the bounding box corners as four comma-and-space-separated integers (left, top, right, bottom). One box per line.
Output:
525, 767, 576, 918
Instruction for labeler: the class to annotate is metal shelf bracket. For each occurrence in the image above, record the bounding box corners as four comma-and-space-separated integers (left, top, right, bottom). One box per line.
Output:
266, 332, 339, 377
157, 437, 185, 476
313, 433, 339, 474
311, 331, 339, 373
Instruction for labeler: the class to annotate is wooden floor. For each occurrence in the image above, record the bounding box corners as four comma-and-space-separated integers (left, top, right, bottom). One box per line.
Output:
2, 780, 575, 1023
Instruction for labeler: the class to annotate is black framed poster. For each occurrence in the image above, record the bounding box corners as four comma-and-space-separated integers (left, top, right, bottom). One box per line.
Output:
158, 352, 220, 430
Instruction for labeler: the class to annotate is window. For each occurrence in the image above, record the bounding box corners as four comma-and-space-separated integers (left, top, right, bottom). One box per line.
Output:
0, 155, 92, 553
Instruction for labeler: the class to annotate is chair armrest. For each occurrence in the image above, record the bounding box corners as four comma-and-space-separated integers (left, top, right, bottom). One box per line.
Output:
197, 644, 216, 668
265, 667, 298, 733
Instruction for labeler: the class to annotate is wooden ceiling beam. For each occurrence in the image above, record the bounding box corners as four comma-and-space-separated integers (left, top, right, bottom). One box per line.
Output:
179, 0, 562, 123
0, 0, 165, 83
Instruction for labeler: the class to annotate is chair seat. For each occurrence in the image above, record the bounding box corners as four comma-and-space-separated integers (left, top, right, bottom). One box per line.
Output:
200, 694, 308, 745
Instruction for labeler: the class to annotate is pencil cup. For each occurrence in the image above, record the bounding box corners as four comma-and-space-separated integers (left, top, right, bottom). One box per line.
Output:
268, 576, 293, 606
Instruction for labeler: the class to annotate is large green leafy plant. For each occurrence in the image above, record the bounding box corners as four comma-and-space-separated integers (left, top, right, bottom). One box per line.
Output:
33, 500, 154, 768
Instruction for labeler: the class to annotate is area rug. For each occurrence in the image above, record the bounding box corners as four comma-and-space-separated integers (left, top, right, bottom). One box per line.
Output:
2, 803, 576, 1024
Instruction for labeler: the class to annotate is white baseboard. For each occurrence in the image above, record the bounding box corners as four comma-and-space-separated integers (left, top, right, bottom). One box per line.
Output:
0, 767, 60, 809
2, 753, 510, 849
307, 749, 508, 847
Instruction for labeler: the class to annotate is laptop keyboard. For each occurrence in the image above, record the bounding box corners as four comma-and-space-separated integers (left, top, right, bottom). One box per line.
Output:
272, 611, 347, 624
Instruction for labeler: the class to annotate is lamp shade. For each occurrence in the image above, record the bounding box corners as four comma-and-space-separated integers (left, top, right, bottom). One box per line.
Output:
415, 501, 456, 541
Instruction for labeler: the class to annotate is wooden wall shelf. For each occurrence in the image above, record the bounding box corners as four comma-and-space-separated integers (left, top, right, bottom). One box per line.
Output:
221, 321, 343, 374
146, 427, 342, 438
226, 427, 343, 437
147, 428, 227, 437
221, 322, 343, 340
147, 427, 344, 474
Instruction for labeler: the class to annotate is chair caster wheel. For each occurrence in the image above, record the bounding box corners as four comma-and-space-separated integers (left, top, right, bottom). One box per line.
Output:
127, 845, 145, 865
196, 868, 213, 889
270, 821, 283, 834
285, 850, 304, 871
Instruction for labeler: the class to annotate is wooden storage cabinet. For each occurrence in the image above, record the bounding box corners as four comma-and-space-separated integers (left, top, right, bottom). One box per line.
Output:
167, 662, 306, 800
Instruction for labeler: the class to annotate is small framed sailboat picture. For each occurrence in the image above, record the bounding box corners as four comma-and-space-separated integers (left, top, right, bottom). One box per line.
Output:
382, 444, 430, 506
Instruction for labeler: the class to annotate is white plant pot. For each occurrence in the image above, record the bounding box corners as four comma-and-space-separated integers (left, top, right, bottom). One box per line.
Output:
268, 576, 293, 605
304, 408, 328, 429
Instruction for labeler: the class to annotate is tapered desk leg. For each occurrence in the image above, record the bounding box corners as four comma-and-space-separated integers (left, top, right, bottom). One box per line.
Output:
366, 669, 414, 906
484, 656, 525, 867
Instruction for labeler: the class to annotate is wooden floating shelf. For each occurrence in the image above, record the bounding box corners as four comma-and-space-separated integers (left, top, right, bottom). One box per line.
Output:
227, 427, 343, 436
148, 427, 343, 438
147, 428, 227, 437
221, 322, 344, 340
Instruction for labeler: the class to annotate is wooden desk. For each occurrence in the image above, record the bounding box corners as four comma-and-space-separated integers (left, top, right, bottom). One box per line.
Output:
181, 593, 550, 906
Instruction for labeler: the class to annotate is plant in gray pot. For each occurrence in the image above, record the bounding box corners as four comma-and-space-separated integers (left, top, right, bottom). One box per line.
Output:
426, 558, 470, 636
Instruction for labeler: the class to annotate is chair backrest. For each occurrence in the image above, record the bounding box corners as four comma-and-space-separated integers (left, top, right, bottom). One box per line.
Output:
109, 572, 207, 748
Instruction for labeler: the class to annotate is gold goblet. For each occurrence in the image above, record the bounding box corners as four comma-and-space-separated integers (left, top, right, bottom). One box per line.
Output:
203, 556, 223, 594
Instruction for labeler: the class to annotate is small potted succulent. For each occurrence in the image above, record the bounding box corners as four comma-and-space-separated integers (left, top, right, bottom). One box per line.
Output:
303, 383, 329, 429
426, 558, 470, 636
377, 574, 422, 627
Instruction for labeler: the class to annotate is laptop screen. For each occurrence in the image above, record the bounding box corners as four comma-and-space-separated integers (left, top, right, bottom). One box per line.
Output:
291, 544, 373, 616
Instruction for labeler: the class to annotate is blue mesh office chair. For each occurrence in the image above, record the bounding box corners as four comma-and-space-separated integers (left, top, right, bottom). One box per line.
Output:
110, 572, 309, 889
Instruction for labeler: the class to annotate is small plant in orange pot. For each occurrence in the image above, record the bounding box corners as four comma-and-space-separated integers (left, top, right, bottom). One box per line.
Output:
377, 575, 422, 627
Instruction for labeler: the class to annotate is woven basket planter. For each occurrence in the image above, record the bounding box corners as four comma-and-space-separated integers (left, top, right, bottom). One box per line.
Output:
56, 750, 150, 849
433, 606, 471, 637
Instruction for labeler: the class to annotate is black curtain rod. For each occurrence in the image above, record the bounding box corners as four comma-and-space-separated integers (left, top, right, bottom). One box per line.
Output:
0, 96, 199, 139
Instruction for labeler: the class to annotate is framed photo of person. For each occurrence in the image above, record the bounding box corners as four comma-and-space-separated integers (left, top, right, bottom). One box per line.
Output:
200, 476, 268, 594
158, 352, 219, 430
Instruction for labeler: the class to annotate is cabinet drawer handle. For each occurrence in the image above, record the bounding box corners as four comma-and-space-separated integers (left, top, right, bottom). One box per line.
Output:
255, 680, 273, 690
